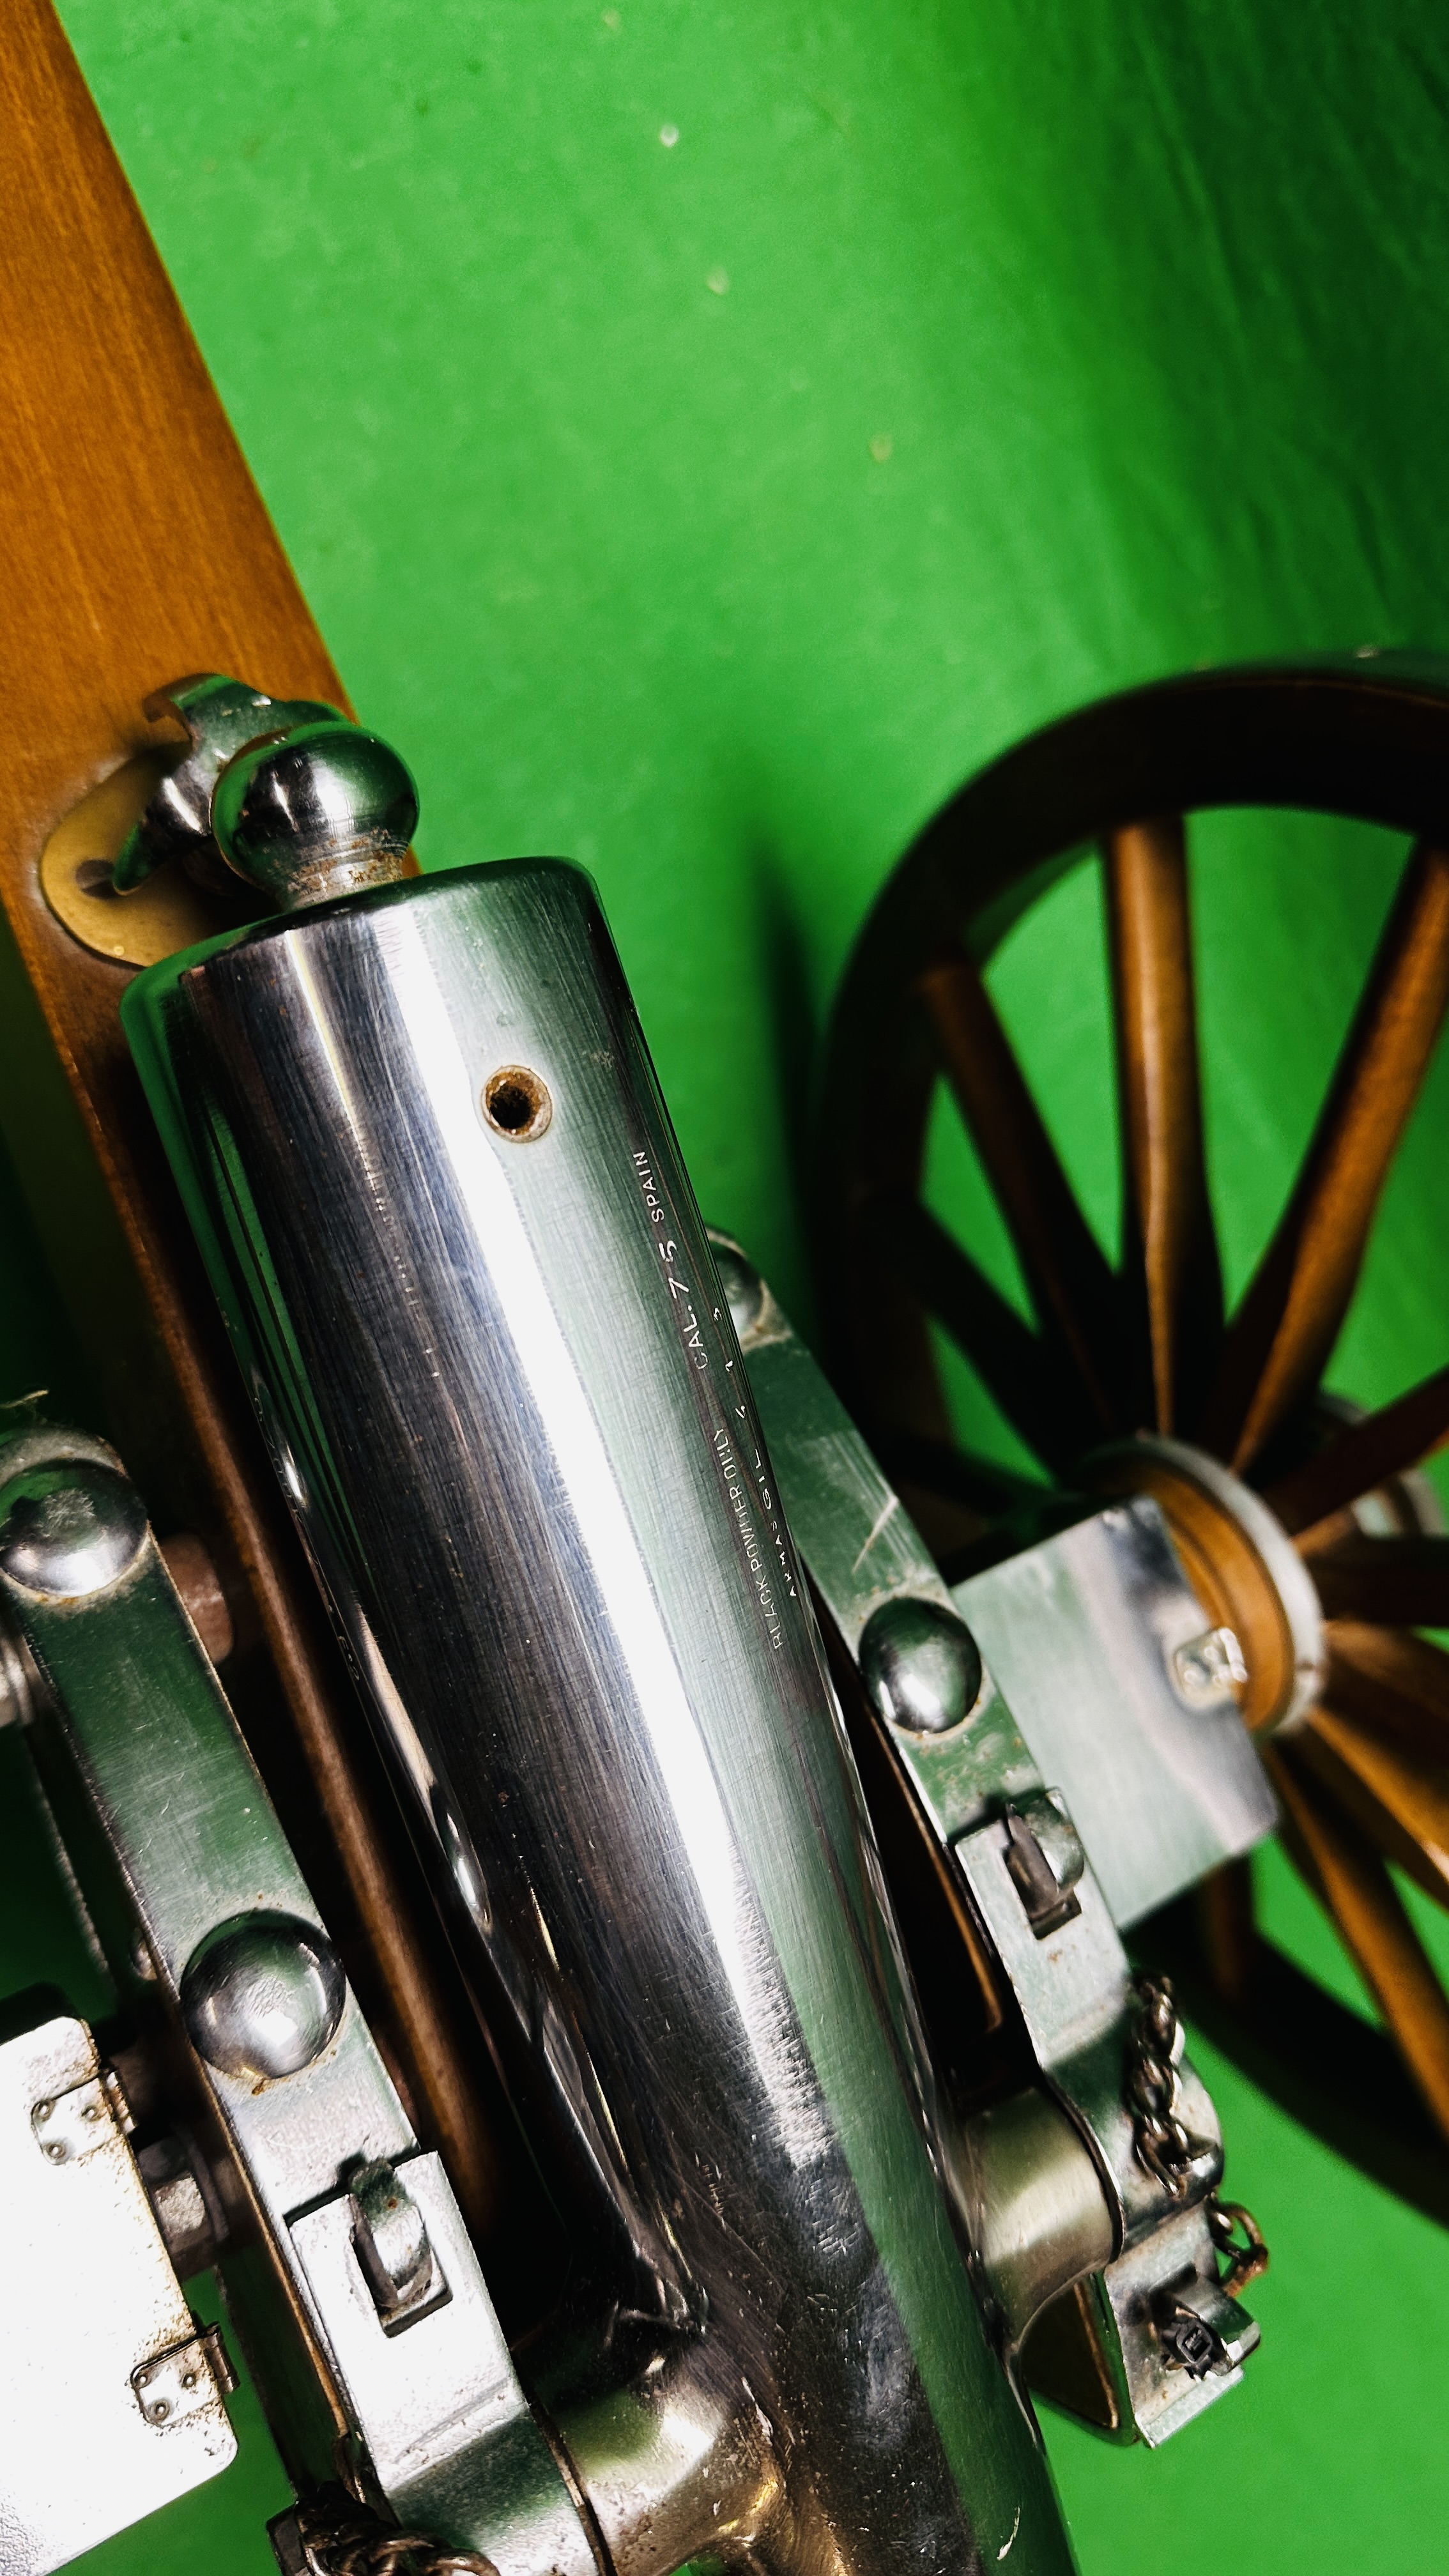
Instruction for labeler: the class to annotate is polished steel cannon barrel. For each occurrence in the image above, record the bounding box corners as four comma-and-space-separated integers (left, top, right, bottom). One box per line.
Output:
125, 861, 1071, 2575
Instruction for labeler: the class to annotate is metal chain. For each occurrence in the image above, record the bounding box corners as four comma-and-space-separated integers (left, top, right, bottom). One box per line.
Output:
293, 2501, 500, 2576
1126, 1972, 1201, 2198
1207, 2195, 1269, 2298
1126, 1972, 1270, 2294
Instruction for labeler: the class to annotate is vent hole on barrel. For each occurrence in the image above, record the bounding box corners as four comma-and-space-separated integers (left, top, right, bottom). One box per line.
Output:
484, 1064, 552, 1140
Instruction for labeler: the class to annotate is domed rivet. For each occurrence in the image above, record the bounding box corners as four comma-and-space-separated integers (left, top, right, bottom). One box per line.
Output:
181, 1912, 346, 2082
211, 720, 418, 910
858, 1597, 984, 1736
0, 1460, 148, 1599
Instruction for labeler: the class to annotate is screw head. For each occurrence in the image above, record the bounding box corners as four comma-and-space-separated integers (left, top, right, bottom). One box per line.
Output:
181, 1911, 346, 2081
0, 1460, 147, 1598
858, 1596, 984, 1735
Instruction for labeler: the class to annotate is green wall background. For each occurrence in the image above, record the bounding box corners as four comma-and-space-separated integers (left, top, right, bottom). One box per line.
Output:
4, 2, 1449, 2566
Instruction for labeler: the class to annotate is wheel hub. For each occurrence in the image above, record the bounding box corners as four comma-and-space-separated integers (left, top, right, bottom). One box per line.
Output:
1081, 1437, 1326, 1736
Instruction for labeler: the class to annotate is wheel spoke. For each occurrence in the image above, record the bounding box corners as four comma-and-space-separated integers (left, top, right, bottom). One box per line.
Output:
886, 1194, 1094, 1471
1105, 816, 1222, 1434
921, 954, 1124, 1435
1325, 1620, 1449, 1757
1304, 1531, 1449, 1625
1262, 1363, 1449, 1538
1206, 841, 1449, 1474
1194, 1856, 1256, 2004
1299, 1702, 1449, 1912
1269, 1740, 1449, 2138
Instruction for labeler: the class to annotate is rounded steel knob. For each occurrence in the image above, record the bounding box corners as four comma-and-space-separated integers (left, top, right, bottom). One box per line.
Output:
181, 1912, 346, 2081
211, 720, 418, 909
858, 1595, 983, 1735
0, 1460, 148, 1599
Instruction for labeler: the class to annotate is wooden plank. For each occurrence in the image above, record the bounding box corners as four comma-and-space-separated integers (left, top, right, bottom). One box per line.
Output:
0, 1, 507, 2255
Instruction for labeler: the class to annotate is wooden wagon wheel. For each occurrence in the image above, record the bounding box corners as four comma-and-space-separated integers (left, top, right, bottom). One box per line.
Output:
814, 657, 1449, 2221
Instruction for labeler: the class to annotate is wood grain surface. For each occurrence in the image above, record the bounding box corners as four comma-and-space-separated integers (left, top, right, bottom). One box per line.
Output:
1271, 1740, 1449, 2140
1325, 1620, 1449, 1753
0, 0, 509, 2257
1300, 1701, 1449, 1912
1264, 1363, 1449, 1538
1105, 815, 1222, 1437
1207, 838, 1449, 1475
921, 951, 1124, 1434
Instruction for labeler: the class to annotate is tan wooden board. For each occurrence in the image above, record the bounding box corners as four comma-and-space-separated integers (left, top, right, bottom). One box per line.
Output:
0, 0, 504, 2250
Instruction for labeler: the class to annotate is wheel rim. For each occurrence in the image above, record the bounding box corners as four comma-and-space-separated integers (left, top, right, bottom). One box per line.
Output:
815, 653, 1449, 2220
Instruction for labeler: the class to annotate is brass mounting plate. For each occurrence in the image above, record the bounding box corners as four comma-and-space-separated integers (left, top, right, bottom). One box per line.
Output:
40, 753, 261, 970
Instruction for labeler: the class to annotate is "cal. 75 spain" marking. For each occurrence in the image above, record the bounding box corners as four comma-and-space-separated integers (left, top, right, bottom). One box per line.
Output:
633, 1149, 708, 1368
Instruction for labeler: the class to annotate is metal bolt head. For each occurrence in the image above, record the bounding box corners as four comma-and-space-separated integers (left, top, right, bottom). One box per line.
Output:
858, 1595, 983, 1735
1156, 2299, 1227, 2380
211, 720, 418, 909
181, 1911, 346, 2081
0, 1460, 148, 1598
1172, 1624, 1248, 1706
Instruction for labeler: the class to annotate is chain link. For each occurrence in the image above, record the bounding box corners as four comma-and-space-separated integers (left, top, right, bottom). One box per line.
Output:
1126, 1972, 1202, 2198
1207, 2195, 1269, 2297
1126, 1972, 1269, 2294
292, 2501, 500, 2576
